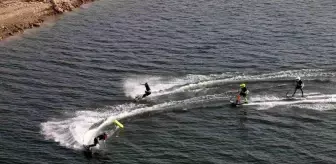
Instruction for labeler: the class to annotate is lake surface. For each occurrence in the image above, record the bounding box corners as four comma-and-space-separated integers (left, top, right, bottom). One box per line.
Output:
0, 0, 335, 163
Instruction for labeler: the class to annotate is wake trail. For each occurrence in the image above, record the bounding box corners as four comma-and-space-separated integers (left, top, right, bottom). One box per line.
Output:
123, 69, 336, 98
41, 69, 336, 149
41, 94, 228, 150
248, 93, 336, 110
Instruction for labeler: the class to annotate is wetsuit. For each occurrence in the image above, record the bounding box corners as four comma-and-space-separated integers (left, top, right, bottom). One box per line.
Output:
292, 80, 304, 97
237, 87, 248, 104
240, 87, 248, 97
142, 83, 151, 98
87, 133, 107, 148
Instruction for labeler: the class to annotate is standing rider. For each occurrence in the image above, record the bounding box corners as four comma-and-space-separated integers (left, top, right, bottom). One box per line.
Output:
86, 132, 108, 149
237, 83, 249, 104
142, 82, 151, 98
292, 77, 304, 97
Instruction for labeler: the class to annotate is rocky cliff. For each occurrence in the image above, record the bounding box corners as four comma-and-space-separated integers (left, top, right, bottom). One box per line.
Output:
0, 0, 94, 40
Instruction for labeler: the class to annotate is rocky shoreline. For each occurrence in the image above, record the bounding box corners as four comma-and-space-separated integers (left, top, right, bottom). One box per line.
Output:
0, 0, 94, 40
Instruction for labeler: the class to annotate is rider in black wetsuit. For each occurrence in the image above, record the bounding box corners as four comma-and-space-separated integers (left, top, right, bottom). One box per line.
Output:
292, 77, 304, 97
142, 82, 151, 98
87, 132, 107, 149
238, 83, 249, 104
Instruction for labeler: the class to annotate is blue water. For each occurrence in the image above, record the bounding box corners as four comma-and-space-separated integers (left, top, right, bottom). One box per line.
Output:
0, 0, 335, 163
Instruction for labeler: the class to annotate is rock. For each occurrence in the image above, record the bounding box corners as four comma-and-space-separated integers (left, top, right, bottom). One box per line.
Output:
33, 23, 41, 27
0, 0, 94, 40
13, 28, 19, 33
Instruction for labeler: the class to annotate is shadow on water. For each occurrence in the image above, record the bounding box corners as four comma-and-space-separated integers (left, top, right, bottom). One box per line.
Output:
238, 108, 248, 129
83, 150, 112, 162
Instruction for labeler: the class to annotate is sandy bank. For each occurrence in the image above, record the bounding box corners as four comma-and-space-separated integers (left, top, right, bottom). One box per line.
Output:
0, 0, 93, 40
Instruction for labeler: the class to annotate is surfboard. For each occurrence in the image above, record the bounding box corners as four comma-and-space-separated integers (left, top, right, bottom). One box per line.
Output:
83, 144, 103, 155
285, 91, 306, 100
285, 94, 306, 100
135, 95, 143, 102
83, 145, 91, 151
284, 91, 307, 101
230, 100, 245, 107
285, 96, 306, 101
113, 120, 124, 128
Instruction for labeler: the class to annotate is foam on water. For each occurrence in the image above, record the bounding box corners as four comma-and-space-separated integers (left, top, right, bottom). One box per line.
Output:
248, 93, 336, 110
41, 103, 141, 150
122, 73, 235, 98
41, 69, 336, 150
41, 94, 227, 150
291, 104, 336, 111
123, 69, 336, 98
42, 90, 336, 150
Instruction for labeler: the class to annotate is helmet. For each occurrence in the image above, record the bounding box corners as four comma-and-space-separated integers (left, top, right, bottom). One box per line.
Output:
296, 77, 300, 81
240, 83, 246, 88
